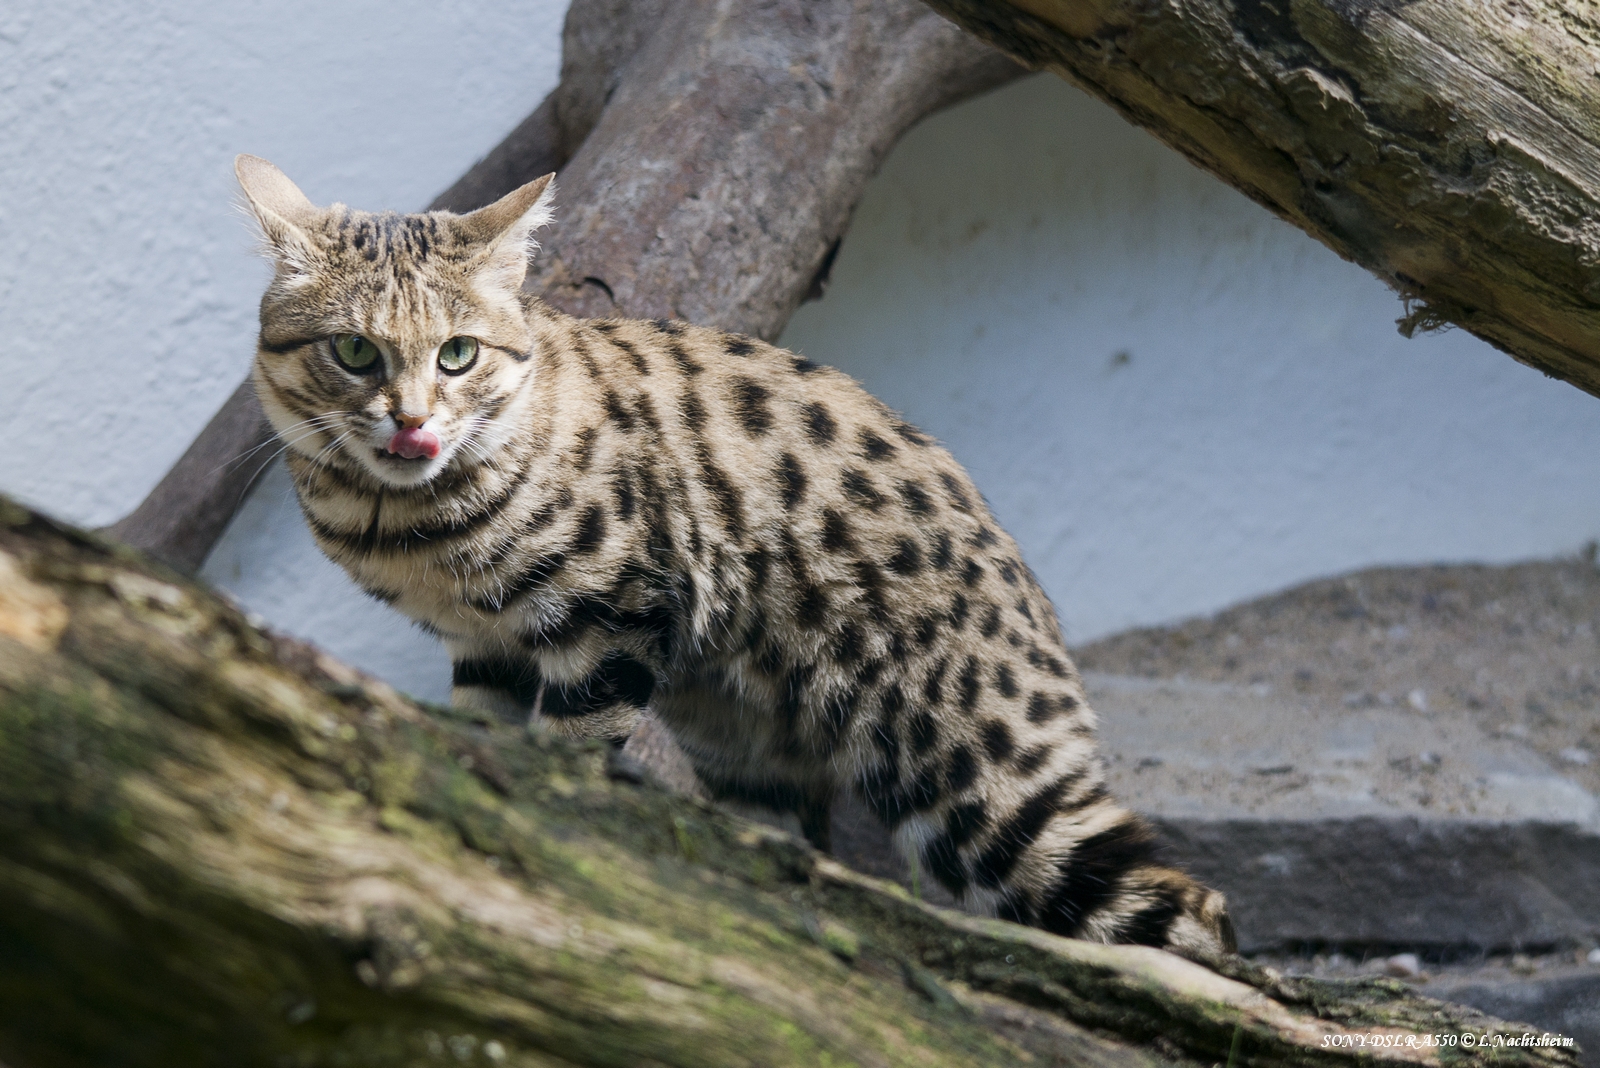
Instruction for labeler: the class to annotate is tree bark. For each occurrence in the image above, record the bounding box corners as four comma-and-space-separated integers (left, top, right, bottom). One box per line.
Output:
104, 0, 1023, 574
524, 0, 1025, 337
918, 0, 1600, 400
0, 496, 1579, 1068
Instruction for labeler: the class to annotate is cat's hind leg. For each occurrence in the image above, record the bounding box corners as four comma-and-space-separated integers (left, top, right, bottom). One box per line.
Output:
692, 768, 834, 852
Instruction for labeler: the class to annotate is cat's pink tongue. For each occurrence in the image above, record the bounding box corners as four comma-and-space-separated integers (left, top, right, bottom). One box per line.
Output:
386, 428, 441, 460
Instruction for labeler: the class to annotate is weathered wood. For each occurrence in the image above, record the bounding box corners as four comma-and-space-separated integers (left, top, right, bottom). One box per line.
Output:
0, 495, 1581, 1067
105, 0, 1021, 573
919, 0, 1600, 400
525, 0, 1024, 337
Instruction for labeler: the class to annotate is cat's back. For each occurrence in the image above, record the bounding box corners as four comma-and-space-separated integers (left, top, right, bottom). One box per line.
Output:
538, 308, 1067, 644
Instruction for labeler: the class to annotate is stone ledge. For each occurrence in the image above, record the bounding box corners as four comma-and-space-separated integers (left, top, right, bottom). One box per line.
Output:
1150, 815, 1600, 954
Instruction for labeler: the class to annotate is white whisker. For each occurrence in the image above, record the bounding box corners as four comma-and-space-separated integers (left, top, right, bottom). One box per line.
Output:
220, 411, 346, 477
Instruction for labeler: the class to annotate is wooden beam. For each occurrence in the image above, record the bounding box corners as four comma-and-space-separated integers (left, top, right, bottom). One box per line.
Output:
920, 0, 1600, 400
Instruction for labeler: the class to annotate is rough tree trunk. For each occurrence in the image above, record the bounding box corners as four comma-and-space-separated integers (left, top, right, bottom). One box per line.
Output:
104, 0, 1022, 574
0, 496, 1581, 1066
918, 0, 1600, 400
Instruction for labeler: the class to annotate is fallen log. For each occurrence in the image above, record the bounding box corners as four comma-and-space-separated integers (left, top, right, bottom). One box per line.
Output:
919, 0, 1600, 400
0, 496, 1581, 1066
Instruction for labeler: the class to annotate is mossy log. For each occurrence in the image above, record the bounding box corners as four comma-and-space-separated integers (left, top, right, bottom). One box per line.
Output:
0, 497, 1581, 1067
920, 0, 1600, 401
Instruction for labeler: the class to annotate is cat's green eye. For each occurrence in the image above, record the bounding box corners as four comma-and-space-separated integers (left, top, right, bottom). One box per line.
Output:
438, 336, 479, 374
331, 333, 381, 373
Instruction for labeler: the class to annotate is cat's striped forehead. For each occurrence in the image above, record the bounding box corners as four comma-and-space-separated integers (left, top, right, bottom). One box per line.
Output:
236, 157, 554, 324
321, 209, 469, 267
263, 208, 501, 343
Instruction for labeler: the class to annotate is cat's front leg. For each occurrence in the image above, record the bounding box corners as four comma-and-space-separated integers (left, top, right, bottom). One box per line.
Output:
527, 645, 658, 746
446, 641, 544, 724
447, 638, 658, 745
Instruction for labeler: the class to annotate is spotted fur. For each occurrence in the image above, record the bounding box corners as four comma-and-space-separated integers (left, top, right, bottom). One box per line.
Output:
236, 155, 1236, 957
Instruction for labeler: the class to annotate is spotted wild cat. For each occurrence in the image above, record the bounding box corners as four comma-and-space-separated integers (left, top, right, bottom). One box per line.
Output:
235, 154, 1235, 956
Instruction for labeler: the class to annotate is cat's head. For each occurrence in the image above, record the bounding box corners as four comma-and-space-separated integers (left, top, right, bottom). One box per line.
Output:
236, 155, 555, 489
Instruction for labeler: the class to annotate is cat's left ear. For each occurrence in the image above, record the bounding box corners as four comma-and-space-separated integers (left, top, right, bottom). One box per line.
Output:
454, 173, 556, 291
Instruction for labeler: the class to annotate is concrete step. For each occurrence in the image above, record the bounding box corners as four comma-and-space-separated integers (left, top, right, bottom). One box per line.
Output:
1089, 670, 1600, 953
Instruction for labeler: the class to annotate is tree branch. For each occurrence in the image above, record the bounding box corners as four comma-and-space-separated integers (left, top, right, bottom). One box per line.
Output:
525, 0, 1025, 338
918, 0, 1600, 400
0, 495, 1577, 1066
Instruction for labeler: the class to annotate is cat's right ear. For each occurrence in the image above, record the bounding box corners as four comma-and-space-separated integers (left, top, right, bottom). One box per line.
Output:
235, 155, 320, 274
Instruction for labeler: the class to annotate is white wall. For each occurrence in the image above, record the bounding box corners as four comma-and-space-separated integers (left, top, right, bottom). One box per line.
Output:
3, 7, 1597, 704
780, 75, 1600, 644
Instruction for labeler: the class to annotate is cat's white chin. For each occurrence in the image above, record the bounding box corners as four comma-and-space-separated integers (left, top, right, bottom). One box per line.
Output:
357, 444, 456, 488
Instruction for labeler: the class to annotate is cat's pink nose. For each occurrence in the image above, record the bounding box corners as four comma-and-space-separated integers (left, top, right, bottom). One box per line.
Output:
386, 427, 441, 460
